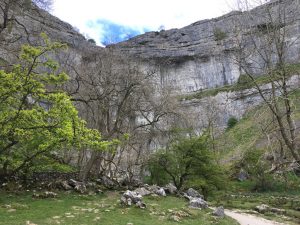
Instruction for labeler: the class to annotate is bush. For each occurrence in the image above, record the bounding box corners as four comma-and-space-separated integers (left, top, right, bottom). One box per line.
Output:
227, 117, 238, 129
147, 135, 225, 197
213, 28, 227, 41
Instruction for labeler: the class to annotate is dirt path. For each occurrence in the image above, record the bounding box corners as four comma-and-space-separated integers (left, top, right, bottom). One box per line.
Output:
225, 209, 287, 225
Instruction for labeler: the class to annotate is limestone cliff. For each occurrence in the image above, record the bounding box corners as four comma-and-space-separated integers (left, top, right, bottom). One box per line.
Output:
110, 0, 300, 94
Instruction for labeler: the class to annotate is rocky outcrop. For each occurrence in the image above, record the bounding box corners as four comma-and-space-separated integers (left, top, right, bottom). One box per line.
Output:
110, 0, 300, 93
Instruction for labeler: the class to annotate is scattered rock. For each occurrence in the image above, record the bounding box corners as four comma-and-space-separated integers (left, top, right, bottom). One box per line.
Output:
32, 191, 57, 199
69, 179, 87, 194
136, 201, 146, 209
164, 183, 177, 194
134, 187, 151, 196
60, 180, 72, 190
121, 190, 146, 208
238, 169, 249, 181
270, 207, 286, 214
170, 215, 180, 222
186, 188, 203, 199
212, 206, 225, 217
7, 208, 16, 212
255, 204, 270, 214
26, 221, 37, 225
189, 198, 208, 209
155, 188, 166, 197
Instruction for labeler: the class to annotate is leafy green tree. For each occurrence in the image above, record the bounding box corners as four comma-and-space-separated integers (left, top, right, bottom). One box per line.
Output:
148, 135, 224, 196
0, 34, 111, 179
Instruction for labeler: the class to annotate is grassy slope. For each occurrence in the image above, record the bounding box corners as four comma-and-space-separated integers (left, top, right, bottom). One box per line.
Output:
0, 191, 238, 225
210, 89, 300, 224
215, 89, 300, 165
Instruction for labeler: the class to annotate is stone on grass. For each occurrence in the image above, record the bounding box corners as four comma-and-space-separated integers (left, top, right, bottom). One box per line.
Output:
32, 191, 57, 199
155, 188, 166, 197
255, 204, 270, 214
69, 179, 87, 194
212, 206, 225, 217
270, 207, 286, 214
121, 190, 146, 209
238, 169, 249, 181
136, 201, 146, 209
189, 198, 208, 209
134, 187, 151, 196
164, 183, 177, 194
186, 188, 203, 199
170, 215, 180, 222
60, 180, 72, 190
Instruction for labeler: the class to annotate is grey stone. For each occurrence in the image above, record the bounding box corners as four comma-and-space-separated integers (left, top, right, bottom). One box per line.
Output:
121, 190, 145, 208
186, 188, 203, 199
255, 204, 270, 214
238, 169, 249, 181
134, 187, 151, 196
136, 201, 146, 209
60, 180, 72, 190
212, 206, 225, 217
189, 198, 208, 209
155, 188, 166, 197
164, 183, 177, 194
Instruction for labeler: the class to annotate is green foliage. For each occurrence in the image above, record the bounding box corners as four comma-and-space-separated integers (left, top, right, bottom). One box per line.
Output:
87, 38, 96, 44
237, 148, 273, 191
0, 34, 113, 178
227, 117, 238, 129
148, 135, 225, 196
213, 28, 227, 41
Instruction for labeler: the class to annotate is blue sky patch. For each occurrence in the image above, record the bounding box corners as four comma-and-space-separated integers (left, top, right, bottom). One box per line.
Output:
87, 19, 150, 46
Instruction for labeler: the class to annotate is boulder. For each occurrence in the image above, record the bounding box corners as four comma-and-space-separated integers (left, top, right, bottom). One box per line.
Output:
238, 169, 249, 181
169, 215, 180, 222
121, 190, 146, 208
186, 188, 203, 199
164, 183, 177, 194
69, 179, 87, 194
136, 201, 147, 209
123, 190, 142, 203
189, 198, 208, 209
155, 187, 166, 196
134, 187, 151, 196
148, 185, 166, 196
60, 180, 72, 190
212, 206, 225, 217
270, 207, 286, 214
255, 204, 270, 214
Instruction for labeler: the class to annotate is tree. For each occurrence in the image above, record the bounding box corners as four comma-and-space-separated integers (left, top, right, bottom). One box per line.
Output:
148, 135, 224, 196
232, 0, 300, 164
0, 34, 111, 180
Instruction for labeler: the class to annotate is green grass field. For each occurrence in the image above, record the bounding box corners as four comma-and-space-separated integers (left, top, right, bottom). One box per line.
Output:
0, 191, 238, 225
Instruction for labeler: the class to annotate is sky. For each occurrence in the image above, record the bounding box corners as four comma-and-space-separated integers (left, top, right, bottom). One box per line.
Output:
52, 0, 244, 46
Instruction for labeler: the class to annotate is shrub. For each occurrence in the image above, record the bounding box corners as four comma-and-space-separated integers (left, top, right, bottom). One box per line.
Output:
227, 117, 238, 129
147, 135, 225, 197
213, 28, 227, 41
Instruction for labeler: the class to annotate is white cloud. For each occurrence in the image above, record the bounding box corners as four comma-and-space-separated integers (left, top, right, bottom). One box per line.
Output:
51, 0, 241, 45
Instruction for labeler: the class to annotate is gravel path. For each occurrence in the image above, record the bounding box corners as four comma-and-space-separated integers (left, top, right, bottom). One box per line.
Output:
225, 209, 287, 225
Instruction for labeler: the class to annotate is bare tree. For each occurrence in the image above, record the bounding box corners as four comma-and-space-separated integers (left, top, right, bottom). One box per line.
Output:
233, 0, 300, 164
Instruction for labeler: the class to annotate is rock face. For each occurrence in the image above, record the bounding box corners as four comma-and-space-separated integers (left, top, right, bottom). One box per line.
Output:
110, 0, 300, 94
